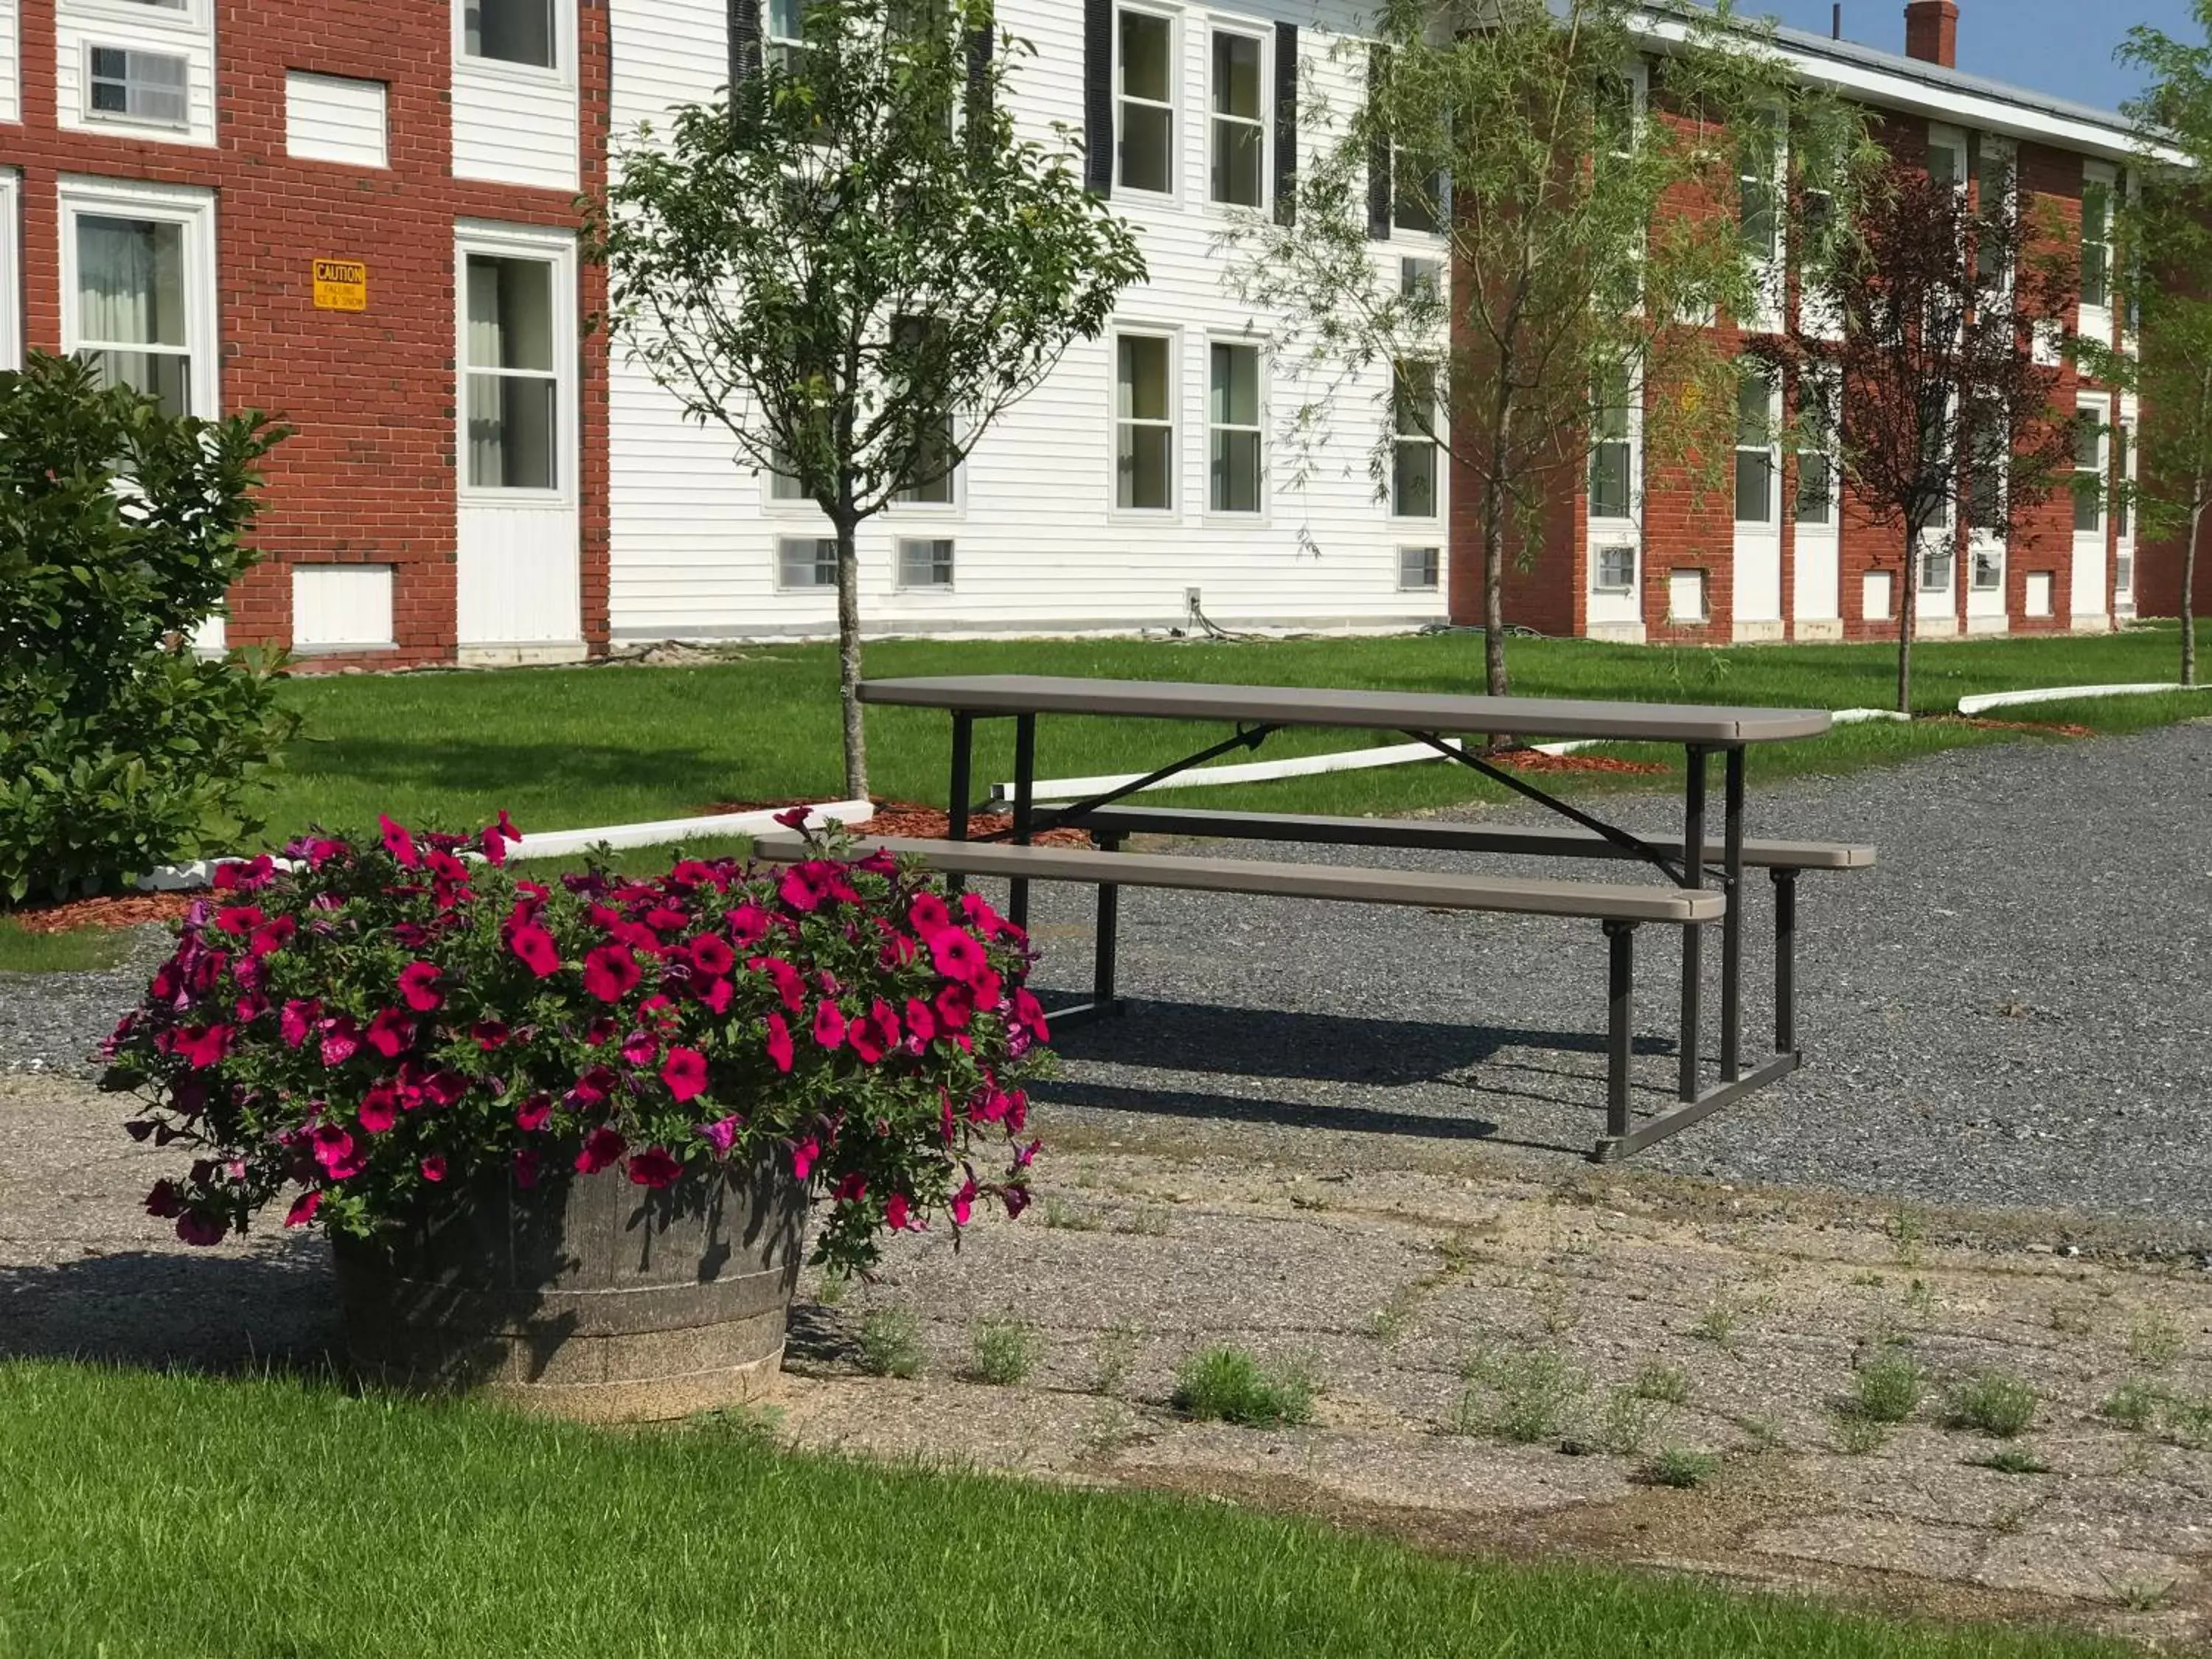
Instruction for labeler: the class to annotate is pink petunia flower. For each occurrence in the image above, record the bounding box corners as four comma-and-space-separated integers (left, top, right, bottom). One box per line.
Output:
397, 961, 444, 1013
319, 1015, 361, 1067
908, 892, 951, 936
884, 1193, 915, 1231
622, 1029, 660, 1068
575, 1126, 627, 1175
833, 1172, 867, 1203
366, 1008, 416, 1060
379, 814, 421, 869
765, 1012, 794, 1074
212, 854, 276, 891
724, 905, 771, 946
284, 1189, 324, 1228
358, 1094, 397, 1135
902, 997, 938, 1046
145, 1180, 184, 1219
950, 1178, 978, 1227
496, 810, 524, 844
582, 944, 642, 1004
214, 905, 264, 937
420, 1155, 448, 1183
812, 1000, 846, 1048
478, 824, 509, 866
515, 1093, 554, 1132
312, 1122, 364, 1180
248, 918, 295, 959
1012, 988, 1051, 1041
627, 1147, 682, 1189
689, 934, 737, 977
1001, 1183, 1032, 1221
512, 1147, 542, 1189
176, 1025, 234, 1070
509, 922, 560, 978
695, 1114, 743, 1156
472, 1020, 509, 1051
930, 928, 988, 983
790, 1135, 820, 1181
279, 999, 320, 1049
698, 978, 734, 1015
661, 1046, 709, 1102
933, 981, 974, 1032
777, 867, 822, 913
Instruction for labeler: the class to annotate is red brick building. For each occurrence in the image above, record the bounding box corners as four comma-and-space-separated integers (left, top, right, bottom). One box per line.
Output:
1458, 0, 2163, 646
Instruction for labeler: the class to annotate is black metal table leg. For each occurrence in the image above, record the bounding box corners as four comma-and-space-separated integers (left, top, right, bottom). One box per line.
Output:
1677, 745, 1706, 1103
1008, 712, 1036, 930
1719, 745, 1746, 1084
1772, 868, 1798, 1054
945, 712, 974, 896
1604, 920, 1637, 1145
1093, 832, 1122, 1012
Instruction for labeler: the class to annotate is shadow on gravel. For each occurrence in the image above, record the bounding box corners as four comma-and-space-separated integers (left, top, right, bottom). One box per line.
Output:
0, 1242, 341, 1376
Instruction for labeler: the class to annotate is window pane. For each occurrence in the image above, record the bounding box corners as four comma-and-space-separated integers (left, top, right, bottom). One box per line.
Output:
1119, 11, 1171, 102
2115, 424, 2132, 535
1399, 546, 1439, 590
1214, 32, 1260, 115
1590, 441, 1631, 521
779, 538, 837, 588
1795, 453, 1832, 524
1117, 335, 1170, 421
2073, 414, 2101, 470
467, 373, 556, 489
1739, 176, 1775, 258
1972, 548, 2002, 590
1211, 119, 1263, 206
1392, 363, 1433, 438
77, 216, 187, 347
894, 417, 956, 504
768, 0, 806, 41
1209, 344, 1257, 428
1118, 425, 1172, 510
1120, 105, 1172, 192
83, 349, 189, 417
466, 0, 556, 68
1394, 441, 1436, 517
1919, 546, 1952, 591
1596, 545, 1636, 592
899, 538, 955, 588
1736, 370, 1770, 444
1733, 449, 1771, 524
466, 257, 555, 372
1210, 430, 1261, 512
1394, 165, 1441, 234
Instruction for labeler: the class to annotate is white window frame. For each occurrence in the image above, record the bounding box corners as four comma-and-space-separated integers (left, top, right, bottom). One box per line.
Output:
1793, 363, 1840, 529
1113, 3, 1179, 202
1927, 123, 1968, 195
1206, 23, 1267, 214
2080, 159, 2117, 331
1739, 105, 1785, 330
894, 536, 956, 592
2073, 392, 2110, 540
453, 0, 572, 85
1390, 358, 1441, 521
1204, 334, 1265, 518
0, 172, 19, 372
58, 175, 218, 418
1593, 543, 1638, 596
1588, 360, 1640, 531
1973, 135, 2016, 305
775, 535, 838, 592
1110, 324, 1179, 517
1733, 363, 1779, 529
82, 42, 189, 129
1596, 58, 1648, 307
888, 419, 964, 512
2114, 397, 2138, 596
454, 221, 577, 506
1397, 545, 1441, 593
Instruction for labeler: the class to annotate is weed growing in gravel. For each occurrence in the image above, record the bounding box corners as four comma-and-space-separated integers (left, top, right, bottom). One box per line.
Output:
1737, 1414, 1787, 1453
1850, 1354, 1924, 1424
815, 1271, 848, 1308
1833, 1412, 1890, 1455
1631, 1364, 1691, 1405
1599, 1388, 1669, 1456
1091, 1322, 1138, 1398
2160, 1392, 2212, 1451
967, 1318, 1040, 1386
1902, 1279, 1937, 1321
1969, 1447, 2051, 1476
1693, 1294, 1745, 1349
1887, 1207, 1926, 1267
2101, 1380, 2162, 1431
1640, 1447, 1720, 1489
1171, 1348, 1315, 1427
1110, 1207, 1171, 1237
2047, 1301, 2093, 1337
1947, 1372, 2038, 1439
2126, 1309, 2185, 1371
2102, 1575, 2179, 1613
1458, 1350, 1589, 1444
1532, 1275, 1582, 1338
1848, 1271, 1886, 1289
857, 1309, 925, 1380
1043, 1200, 1102, 1233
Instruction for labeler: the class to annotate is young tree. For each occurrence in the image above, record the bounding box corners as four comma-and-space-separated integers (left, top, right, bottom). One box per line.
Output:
1230, 0, 1864, 696
1749, 159, 2079, 713
2074, 6, 2212, 686
592, 0, 1143, 796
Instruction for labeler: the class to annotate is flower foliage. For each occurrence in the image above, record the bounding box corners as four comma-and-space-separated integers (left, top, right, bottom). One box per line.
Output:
101, 813, 1048, 1273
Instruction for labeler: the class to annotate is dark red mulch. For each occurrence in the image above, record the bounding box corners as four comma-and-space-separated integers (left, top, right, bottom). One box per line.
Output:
1490, 750, 1669, 776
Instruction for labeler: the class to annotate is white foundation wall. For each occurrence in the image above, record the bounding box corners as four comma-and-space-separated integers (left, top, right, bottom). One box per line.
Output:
605, 0, 1448, 641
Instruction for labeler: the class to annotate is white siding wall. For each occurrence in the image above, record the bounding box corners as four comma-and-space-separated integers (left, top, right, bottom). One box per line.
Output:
57, 0, 216, 148
605, 0, 1450, 641
0, 0, 21, 125
452, 0, 580, 190
286, 72, 389, 169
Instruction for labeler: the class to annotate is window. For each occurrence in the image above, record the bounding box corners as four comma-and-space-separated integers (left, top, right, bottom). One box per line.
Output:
2114, 420, 2132, 538
892, 420, 956, 504
1975, 143, 2014, 293
1739, 114, 1779, 261
1919, 540, 1952, 594
777, 538, 837, 588
1208, 341, 1262, 512
1972, 546, 2003, 592
1795, 366, 1838, 526
1398, 546, 1440, 591
1391, 361, 1439, 518
1115, 332, 1175, 511
1590, 361, 1634, 522
1117, 9, 1175, 195
1968, 422, 2006, 531
2073, 405, 2107, 534
897, 538, 955, 589
1927, 125, 1966, 191
1596, 68, 1644, 306
1393, 147, 1444, 235
73, 215, 192, 416
2081, 170, 2113, 311
86, 47, 189, 128
1209, 31, 1264, 208
464, 254, 558, 491
767, 0, 814, 75
465, 0, 554, 68
1594, 543, 1637, 594
1733, 366, 1775, 524
1400, 257, 1440, 301
767, 459, 807, 502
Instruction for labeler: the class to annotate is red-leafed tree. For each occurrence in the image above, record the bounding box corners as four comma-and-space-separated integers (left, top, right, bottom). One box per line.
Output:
1749, 158, 2079, 712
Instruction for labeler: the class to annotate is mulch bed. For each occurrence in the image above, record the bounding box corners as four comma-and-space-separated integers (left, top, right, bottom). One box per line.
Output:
1489, 749, 1669, 776
1931, 715, 2096, 739
698, 800, 1092, 846
11, 893, 198, 935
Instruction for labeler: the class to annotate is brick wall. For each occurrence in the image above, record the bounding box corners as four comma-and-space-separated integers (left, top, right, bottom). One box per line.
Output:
7, 0, 611, 668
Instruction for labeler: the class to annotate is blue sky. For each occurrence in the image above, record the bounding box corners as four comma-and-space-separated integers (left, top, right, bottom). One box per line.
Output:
1753, 1, 2199, 114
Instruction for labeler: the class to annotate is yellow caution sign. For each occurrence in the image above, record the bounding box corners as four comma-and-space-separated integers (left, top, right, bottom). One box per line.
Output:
312, 260, 368, 311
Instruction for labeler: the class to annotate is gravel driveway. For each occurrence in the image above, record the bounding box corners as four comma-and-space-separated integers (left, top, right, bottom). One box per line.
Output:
5, 721, 2208, 1228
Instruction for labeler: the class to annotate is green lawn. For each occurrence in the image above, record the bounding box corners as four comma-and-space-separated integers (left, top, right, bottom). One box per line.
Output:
267, 625, 2210, 843
0, 1361, 2127, 1659
0, 918, 132, 975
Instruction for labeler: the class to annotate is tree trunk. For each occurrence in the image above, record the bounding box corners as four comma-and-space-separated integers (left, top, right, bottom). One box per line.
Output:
1894, 538, 1917, 717
830, 506, 869, 800
2185, 502, 2202, 689
1482, 479, 1509, 698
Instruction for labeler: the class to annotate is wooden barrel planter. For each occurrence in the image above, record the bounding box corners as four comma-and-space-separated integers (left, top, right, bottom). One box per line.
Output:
333, 1155, 807, 1422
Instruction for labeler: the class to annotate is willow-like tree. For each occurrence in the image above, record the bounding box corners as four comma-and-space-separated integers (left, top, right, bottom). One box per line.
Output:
1230, 0, 1863, 696
2074, 5, 2212, 687
591, 0, 1143, 796
1749, 159, 2079, 713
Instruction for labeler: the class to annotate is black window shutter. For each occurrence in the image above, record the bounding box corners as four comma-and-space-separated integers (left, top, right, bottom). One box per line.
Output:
1366, 44, 1393, 240
1273, 22, 1298, 226
728, 0, 762, 136
966, 7, 995, 152
1084, 0, 1114, 196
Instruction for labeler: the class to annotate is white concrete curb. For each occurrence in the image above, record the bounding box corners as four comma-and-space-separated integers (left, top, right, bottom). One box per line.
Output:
1957, 684, 2211, 716
136, 799, 874, 891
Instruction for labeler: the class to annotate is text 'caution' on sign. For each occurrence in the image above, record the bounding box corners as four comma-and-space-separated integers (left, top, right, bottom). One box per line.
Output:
312, 260, 368, 311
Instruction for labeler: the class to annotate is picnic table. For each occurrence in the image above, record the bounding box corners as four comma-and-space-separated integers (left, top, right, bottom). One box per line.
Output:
768, 675, 1873, 1160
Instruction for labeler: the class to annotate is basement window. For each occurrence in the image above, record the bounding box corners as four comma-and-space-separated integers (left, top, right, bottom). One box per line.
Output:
86, 47, 189, 128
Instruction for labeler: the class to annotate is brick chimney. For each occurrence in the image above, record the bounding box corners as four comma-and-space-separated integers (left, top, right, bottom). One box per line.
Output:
1904, 0, 1958, 69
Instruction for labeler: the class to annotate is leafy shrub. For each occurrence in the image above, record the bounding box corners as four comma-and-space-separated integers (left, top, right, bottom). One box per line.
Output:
0, 353, 292, 903
1850, 1354, 1924, 1424
968, 1318, 1040, 1385
1171, 1348, 1315, 1427
858, 1309, 925, 1379
1947, 1372, 2039, 1439
100, 815, 1048, 1274
1631, 1364, 1691, 1405
1457, 1349, 1589, 1445
2100, 1379, 2160, 1431
1639, 1447, 1720, 1489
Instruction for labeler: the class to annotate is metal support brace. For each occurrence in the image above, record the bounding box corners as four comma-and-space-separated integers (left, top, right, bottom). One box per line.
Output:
1008, 713, 1036, 929
1018, 723, 1281, 837
1678, 746, 1707, 1103
945, 712, 975, 896
1603, 921, 1637, 1144
1406, 731, 1686, 883
1719, 747, 1746, 1084
1772, 868, 1799, 1054
1093, 832, 1124, 1013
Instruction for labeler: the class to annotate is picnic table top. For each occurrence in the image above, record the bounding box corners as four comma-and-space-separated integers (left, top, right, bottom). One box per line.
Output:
857, 675, 1832, 745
